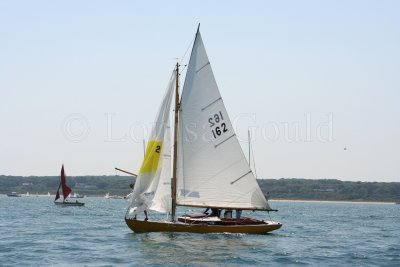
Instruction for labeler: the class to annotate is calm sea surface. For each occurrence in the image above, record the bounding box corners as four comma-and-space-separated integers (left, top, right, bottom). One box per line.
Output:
0, 195, 399, 266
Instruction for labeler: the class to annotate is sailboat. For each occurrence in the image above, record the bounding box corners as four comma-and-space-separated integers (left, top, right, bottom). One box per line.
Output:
70, 192, 84, 198
54, 165, 84, 206
105, 193, 124, 199
125, 26, 282, 234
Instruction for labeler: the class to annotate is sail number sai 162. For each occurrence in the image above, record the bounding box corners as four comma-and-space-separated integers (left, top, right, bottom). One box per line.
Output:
208, 111, 228, 139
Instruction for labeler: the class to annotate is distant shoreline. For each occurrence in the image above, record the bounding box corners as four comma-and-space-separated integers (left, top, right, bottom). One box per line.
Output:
2, 176, 399, 203
270, 199, 396, 205
1, 194, 396, 205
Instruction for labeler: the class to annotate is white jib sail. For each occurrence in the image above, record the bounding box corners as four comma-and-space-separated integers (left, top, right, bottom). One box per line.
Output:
150, 122, 172, 213
176, 31, 270, 210
126, 72, 175, 217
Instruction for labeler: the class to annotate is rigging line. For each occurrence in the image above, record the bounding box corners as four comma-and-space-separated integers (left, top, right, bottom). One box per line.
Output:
179, 64, 188, 76
250, 138, 258, 178
179, 34, 196, 65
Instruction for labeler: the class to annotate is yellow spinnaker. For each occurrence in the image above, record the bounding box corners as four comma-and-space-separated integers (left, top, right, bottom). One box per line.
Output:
139, 141, 162, 174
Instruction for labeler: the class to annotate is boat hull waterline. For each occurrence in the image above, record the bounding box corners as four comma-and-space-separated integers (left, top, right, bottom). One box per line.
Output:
54, 201, 85, 206
7, 192, 22, 197
125, 219, 282, 234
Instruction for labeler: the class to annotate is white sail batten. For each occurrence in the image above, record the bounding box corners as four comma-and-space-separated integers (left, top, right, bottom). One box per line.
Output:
126, 72, 175, 217
176, 31, 269, 210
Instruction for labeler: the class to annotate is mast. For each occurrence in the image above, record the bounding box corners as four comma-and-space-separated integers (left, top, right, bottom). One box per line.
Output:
171, 62, 179, 221
170, 25, 200, 220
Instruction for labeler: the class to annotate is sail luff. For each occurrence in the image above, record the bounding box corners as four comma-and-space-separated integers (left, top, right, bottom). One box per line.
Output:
171, 63, 179, 222
179, 26, 200, 106
174, 27, 200, 211
55, 182, 61, 201
248, 129, 251, 167
171, 26, 200, 217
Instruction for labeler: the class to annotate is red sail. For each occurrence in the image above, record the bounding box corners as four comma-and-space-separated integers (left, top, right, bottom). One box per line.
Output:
60, 165, 72, 200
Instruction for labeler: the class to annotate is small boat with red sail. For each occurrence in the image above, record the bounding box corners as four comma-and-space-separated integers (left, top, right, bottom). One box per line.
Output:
54, 165, 84, 206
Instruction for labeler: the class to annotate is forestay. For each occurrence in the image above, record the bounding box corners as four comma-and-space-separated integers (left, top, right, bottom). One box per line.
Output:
176, 31, 270, 210
126, 72, 174, 217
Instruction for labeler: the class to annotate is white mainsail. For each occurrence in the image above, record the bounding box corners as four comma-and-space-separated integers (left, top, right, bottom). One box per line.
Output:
176, 31, 270, 210
126, 72, 175, 217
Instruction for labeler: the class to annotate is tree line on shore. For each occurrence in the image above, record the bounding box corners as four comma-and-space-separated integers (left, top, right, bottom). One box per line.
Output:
1, 175, 399, 202
258, 179, 400, 202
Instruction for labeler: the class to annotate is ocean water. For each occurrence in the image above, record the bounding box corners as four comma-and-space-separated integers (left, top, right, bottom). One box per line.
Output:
0, 196, 399, 266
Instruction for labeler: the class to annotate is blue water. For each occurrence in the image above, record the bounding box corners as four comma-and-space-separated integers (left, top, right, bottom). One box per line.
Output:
0, 196, 399, 266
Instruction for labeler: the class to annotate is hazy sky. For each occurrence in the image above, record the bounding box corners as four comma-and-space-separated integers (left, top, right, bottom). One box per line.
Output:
1, 1, 399, 181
